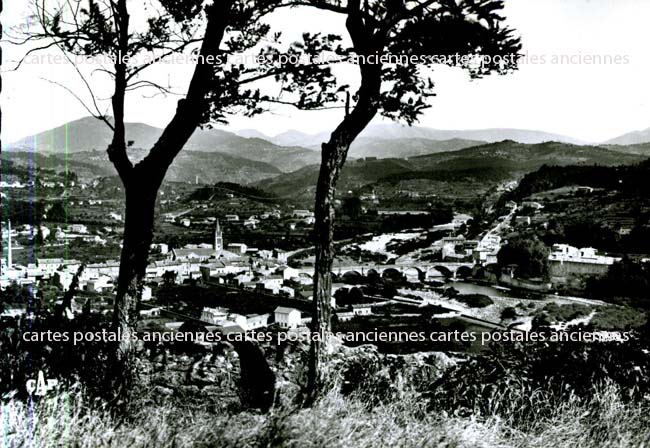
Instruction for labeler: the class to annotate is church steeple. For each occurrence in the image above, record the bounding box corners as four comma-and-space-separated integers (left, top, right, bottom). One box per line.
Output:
214, 220, 223, 252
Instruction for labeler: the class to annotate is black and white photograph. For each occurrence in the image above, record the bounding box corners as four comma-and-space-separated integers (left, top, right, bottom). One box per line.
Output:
2, 0, 650, 446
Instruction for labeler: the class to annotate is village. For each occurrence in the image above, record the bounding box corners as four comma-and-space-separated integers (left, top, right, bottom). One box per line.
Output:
1, 174, 634, 353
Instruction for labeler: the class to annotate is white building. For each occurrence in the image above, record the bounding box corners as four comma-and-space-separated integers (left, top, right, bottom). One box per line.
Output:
292, 210, 314, 219
140, 307, 162, 318
201, 307, 229, 324
260, 276, 284, 294
226, 313, 248, 329
246, 314, 270, 329
521, 201, 544, 210
352, 304, 372, 316
244, 217, 260, 229
85, 261, 121, 279
276, 266, 299, 281
68, 224, 89, 234
37, 258, 82, 275
273, 249, 289, 264
227, 243, 248, 254
549, 244, 619, 265
85, 275, 114, 293
274, 306, 302, 329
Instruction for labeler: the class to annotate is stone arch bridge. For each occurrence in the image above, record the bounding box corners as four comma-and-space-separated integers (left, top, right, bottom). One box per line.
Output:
297, 262, 475, 282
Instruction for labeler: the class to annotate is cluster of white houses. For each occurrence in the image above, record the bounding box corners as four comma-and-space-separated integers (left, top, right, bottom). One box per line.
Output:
3, 217, 641, 322
194, 305, 305, 332
1, 219, 369, 333
165, 208, 314, 231
0, 218, 317, 334
1, 220, 301, 299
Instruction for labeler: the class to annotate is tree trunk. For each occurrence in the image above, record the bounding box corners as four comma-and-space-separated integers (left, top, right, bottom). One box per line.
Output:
230, 340, 276, 412
305, 65, 383, 404
57, 264, 85, 319
306, 148, 339, 403
105, 0, 234, 395
110, 182, 157, 393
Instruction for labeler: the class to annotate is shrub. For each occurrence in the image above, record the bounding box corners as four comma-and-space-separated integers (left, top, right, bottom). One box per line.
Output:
500, 307, 517, 320
590, 307, 649, 331
455, 294, 494, 308
0, 312, 115, 398
536, 302, 591, 323
426, 330, 650, 426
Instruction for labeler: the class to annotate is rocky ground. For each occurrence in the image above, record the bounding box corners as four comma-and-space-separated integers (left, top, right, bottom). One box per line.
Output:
139, 337, 458, 410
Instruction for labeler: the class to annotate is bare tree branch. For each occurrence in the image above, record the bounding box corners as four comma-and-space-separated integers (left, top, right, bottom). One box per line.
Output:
40, 77, 114, 129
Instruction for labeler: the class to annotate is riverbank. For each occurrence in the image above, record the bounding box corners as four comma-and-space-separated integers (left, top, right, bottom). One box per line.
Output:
405, 280, 607, 330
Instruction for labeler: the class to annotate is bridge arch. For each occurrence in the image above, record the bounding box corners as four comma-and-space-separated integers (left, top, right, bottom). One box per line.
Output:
366, 268, 380, 282
433, 265, 454, 278
381, 268, 404, 283
402, 266, 425, 282
341, 270, 364, 284
456, 265, 473, 279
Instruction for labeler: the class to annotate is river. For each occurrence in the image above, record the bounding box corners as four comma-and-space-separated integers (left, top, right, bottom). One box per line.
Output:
448, 281, 513, 298
449, 280, 603, 306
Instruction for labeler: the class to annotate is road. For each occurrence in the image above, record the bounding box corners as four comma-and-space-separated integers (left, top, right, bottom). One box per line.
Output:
477, 203, 517, 252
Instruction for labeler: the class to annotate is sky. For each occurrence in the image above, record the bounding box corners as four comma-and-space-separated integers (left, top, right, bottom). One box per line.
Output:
2, 0, 650, 144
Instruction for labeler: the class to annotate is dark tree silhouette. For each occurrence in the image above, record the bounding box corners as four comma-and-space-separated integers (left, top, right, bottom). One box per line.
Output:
341, 196, 363, 219
56, 264, 85, 319
497, 235, 550, 280
297, 0, 522, 401
12, 0, 344, 401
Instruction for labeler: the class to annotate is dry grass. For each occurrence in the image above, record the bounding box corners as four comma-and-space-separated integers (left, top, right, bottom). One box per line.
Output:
2, 383, 649, 448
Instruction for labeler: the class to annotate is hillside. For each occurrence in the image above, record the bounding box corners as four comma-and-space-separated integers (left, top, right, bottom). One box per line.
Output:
348, 137, 484, 159
409, 140, 643, 171
9, 149, 281, 185
505, 159, 650, 202
256, 141, 646, 198
269, 131, 484, 159
187, 182, 279, 202
7, 117, 319, 172
498, 159, 650, 255
9, 119, 600, 180
7, 151, 116, 180
255, 158, 419, 198
602, 142, 650, 156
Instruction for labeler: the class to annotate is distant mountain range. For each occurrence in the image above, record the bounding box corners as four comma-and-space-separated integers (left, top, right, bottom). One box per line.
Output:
239, 124, 588, 147
245, 123, 650, 148
604, 127, 650, 145
7, 117, 650, 189
7, 117, 319, 173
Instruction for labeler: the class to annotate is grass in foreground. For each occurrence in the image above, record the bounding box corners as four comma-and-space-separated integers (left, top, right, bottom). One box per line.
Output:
2, 384, 649, 448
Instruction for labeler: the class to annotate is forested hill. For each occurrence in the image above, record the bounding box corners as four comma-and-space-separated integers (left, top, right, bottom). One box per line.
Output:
187, 182, 280, 203
505, 158, 650, 201
256, 140, 646, 199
